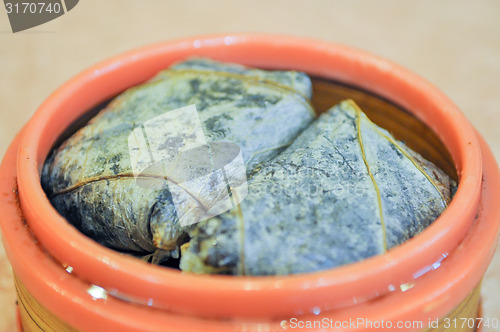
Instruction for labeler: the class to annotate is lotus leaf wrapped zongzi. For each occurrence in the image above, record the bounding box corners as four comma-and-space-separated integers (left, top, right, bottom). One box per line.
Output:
180, 100, 454, 275
41, 58, 315, 260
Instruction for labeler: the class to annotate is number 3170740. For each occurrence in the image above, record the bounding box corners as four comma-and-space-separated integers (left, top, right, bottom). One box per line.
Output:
5, 2, 62, 14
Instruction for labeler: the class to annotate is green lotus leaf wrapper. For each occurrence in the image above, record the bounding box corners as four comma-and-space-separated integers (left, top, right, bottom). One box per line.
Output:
41, 58, 316, 262
42, 59, 454, 275
180, 100, 454, 275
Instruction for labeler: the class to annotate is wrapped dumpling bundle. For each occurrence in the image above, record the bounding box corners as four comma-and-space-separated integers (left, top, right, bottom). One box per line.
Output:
41, 59, 315, 260
180, 100, 454, 275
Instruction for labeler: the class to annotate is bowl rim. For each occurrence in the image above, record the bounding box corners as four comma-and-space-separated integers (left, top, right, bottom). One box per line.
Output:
3, 129, 498, 331
15, 34, 484, 317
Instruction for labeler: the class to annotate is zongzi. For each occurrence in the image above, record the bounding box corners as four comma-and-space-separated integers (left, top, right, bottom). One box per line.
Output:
41, 58, 315, 260
180, 99, 454, 275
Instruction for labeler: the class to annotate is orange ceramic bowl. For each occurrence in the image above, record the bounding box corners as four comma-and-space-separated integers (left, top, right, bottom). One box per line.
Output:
1, 34, 499, 331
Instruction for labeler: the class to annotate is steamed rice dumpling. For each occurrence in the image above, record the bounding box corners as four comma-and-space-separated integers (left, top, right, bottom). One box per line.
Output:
180, 100, 453, 275
41, 58, 315, 259
42, 58, 455, 276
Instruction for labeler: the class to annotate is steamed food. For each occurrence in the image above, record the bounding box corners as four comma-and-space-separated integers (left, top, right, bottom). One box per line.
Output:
42, 58, 315, 261
42, 59, 454, 275
180, 100, 452, 275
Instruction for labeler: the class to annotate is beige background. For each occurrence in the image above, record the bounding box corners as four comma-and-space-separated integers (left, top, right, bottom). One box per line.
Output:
0, 1, 499, 331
